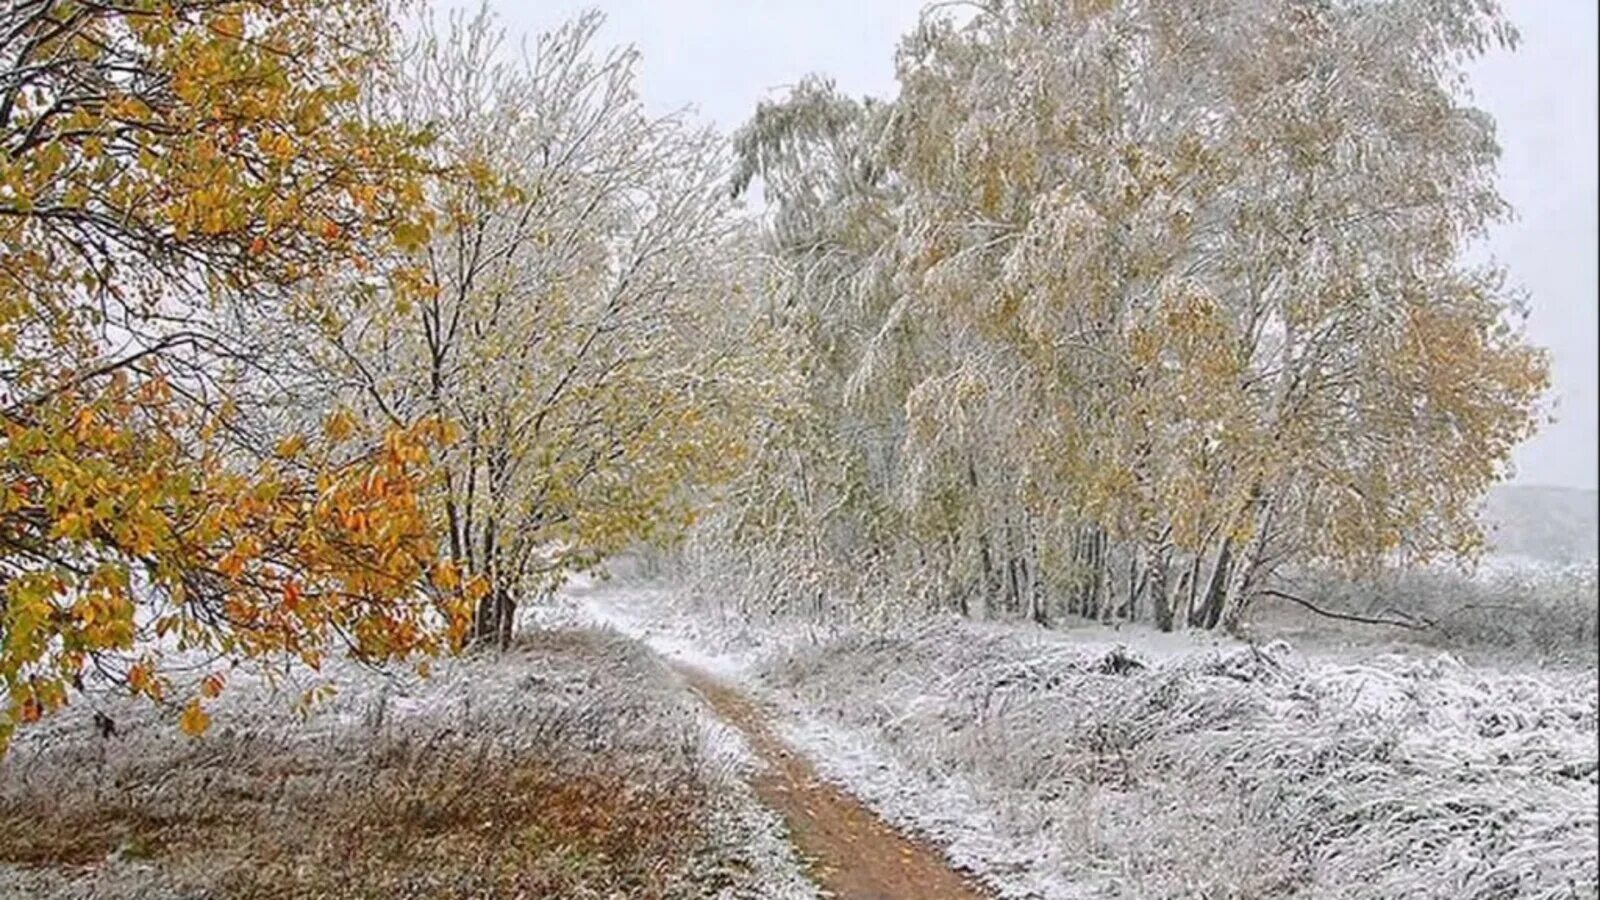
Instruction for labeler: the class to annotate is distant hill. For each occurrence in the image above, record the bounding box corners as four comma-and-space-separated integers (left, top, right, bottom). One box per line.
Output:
1480, 485, 1599, 563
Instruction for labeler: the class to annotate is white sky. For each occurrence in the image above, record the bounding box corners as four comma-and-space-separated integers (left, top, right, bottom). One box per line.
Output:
474, 0, 1597, 490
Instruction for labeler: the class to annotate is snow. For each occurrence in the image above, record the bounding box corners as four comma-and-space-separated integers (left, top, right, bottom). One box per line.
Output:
570, 580, 1087, 898
569, 578, 1600, 900
575, 577, 756, 680
771, 699, 1084, 899
3, 613, 818, 900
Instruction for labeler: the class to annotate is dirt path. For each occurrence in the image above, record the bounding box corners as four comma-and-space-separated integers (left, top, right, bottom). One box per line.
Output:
672, 662, 991, 900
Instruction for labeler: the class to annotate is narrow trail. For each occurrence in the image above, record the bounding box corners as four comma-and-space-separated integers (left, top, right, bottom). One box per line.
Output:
670, 661, 992, 900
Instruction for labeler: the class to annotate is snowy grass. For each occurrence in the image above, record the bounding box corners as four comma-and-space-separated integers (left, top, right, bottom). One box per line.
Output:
0, 626, 814, 899
1262, 560, 1598, 668
587, 583, 1599, 899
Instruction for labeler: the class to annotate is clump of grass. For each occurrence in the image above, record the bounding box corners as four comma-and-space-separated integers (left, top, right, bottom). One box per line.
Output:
0, 628, 783, 899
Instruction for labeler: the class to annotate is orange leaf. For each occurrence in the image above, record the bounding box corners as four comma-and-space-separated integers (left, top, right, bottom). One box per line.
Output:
200, 673, 225, 699
128, 662, 152, 696
432, 560, 461, 591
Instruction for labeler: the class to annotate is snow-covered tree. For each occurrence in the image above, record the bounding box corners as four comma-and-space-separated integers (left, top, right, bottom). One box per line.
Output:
323, 11, 771, 644
707, 0, 1547, 631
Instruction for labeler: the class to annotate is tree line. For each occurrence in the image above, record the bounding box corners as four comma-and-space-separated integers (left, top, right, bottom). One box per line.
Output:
696, 0, 1545, 633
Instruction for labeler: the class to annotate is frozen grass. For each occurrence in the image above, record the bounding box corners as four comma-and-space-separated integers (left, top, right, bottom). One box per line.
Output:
587, 583, 1599, 900
1260, 560, 1598, 669
0, 627, 815, 899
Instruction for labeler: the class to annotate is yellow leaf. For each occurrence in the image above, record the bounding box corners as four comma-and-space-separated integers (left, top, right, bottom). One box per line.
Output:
432, 559, 461, 591
324, 409, 358, 442
275, 433, 306, 458
392, 220, 430, 252
180, 699, 211, 736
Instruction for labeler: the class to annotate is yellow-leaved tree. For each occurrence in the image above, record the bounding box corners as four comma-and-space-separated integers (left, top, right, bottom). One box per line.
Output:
0, 0, 477, 749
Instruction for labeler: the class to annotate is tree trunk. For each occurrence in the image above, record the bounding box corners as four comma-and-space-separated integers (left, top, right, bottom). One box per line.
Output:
1217, 500, 1274, 632
1005, 555, 1017, 613
1069, 524, 1103, 621
1025, 533, 1047, 626
1120, 552, 1138, 621
952, 538, 971, 617
1149, 551, 1174, 632
1180, 554, 1202, 629
1192, 539, 1232, 629
1067, 528, 1084, 618
472, 588, 516, 650
965, 461, 1001, 617
1091, 528, 1107, 622
498, 592, 516, 647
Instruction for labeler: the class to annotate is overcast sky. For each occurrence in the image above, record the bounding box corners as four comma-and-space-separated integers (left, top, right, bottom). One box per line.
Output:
469, 1, 1598, 490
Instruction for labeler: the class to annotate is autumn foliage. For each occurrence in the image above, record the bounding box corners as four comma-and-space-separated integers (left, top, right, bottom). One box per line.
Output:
702, 0, 1549, 631
320, 12, 768, 647
0, 0, 475, 748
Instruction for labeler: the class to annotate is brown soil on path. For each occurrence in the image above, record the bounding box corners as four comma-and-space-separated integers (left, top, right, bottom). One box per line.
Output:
672, 662, 992, 900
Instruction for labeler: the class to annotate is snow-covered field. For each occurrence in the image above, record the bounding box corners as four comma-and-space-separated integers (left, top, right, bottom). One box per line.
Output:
0, 626, 814, 899
578, 578, 1600, 900
6, 570, 1588, 899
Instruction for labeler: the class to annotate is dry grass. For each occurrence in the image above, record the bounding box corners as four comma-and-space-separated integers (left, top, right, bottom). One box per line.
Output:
760, 619, 1599, 899
1258, 561, 1598, 667
0, 628, 795, 899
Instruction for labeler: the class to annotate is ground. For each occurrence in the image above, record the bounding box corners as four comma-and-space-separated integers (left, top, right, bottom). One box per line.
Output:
0, 627, 815, 899
2, 573, 1594, 900
677, 661, 987, 899
577, 575, 1599, 900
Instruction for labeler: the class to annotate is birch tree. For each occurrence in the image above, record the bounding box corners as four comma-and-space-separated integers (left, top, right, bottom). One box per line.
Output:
710, 0, 1547, 631
687, 78, 907, 619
